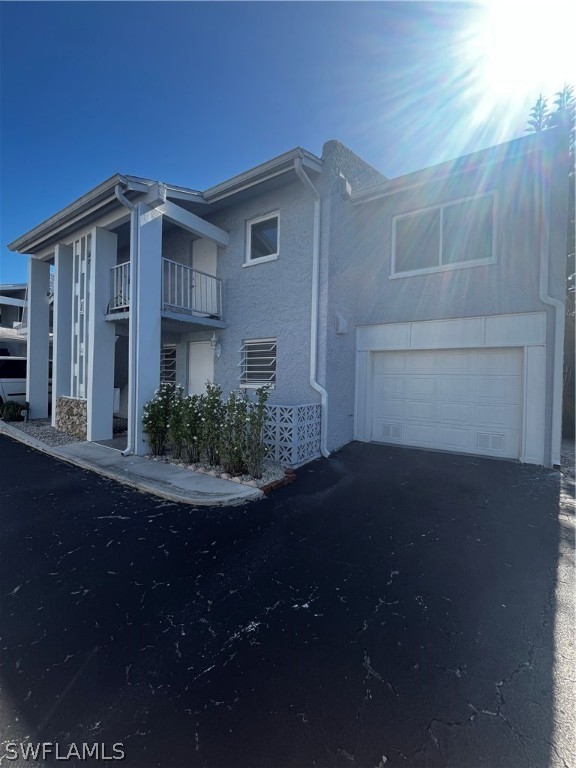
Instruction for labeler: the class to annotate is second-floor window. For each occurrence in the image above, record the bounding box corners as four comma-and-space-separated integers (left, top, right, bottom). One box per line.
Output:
245, 212, 279, 265
392, 193, 495, 277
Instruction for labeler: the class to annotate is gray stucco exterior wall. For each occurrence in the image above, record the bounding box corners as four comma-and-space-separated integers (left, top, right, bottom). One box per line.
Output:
321, 131, 569, 458
164, 179, 319, 406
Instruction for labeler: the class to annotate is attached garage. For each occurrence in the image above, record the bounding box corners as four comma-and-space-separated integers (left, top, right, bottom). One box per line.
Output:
370, 348, 522, 459
354, 313, 550, 465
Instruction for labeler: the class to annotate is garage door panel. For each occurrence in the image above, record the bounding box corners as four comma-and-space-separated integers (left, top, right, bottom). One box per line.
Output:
374, 353, 405, 373
440, 351, 476, 372
475, 404, 521, 429
477, 349, 521, 373
369, 348, 522, 460
440, 403, 473, 423
406, 352, 438, 372
373, 420, 404, 441
436, 426, 471, 450
439, 377, 477, 399
408, 400, 437, 420
374, 375, 405, 395
373, 399, 405, 418
476, 429, 520, 457
478, 378, 521, 404
405, 377, 436, 397
404, 423, 437, 445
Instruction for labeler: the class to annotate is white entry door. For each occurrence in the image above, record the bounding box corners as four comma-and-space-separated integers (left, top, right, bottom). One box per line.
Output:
188, 341, 214, 396
370, 348, 523, 459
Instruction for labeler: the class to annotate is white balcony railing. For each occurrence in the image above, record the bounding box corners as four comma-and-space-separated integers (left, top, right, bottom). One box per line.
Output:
109, 262, 131, 311
162, 259, 222, 318
109, 259, 222, 319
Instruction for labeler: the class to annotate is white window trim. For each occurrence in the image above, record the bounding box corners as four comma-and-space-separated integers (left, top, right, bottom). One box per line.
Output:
244, 211, 280, 267
390, 191, 497, 278
238, 337, 277, 388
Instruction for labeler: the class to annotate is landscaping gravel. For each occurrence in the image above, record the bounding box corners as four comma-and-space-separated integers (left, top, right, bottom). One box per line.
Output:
7, 418, 81, 447
560, 438, 575, 479
150, 454, 288, 489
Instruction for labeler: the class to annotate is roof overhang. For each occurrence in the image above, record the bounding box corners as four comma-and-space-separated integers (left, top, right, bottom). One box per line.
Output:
9, 147, 323, 256
203, 147, 322, 202
351, 131, 543, 205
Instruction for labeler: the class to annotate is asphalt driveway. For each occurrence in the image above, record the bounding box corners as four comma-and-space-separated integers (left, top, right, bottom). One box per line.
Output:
0, 435, 573, 767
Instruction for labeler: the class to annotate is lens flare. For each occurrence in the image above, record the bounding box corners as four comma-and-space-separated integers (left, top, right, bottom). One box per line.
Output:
463, 0, 575, 126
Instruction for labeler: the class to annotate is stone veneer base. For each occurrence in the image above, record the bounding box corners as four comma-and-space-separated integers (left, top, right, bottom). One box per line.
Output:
55, 397, 87, 440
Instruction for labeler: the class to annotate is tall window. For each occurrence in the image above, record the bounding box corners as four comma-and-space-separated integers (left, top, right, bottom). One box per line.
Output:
245, 213, 279, 265
239, 339, 277, 386
393, 193, 495, 276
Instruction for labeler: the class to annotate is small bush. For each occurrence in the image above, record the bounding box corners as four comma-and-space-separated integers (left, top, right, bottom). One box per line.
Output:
142, 383, 173, 456
1, 400, 24, 422
243, 386, 270, 479
202, 381, 224, 466
168, 386, 187, 460
141, 381, 271, 478
220, 390, 248, 476
182, 394, 204, 463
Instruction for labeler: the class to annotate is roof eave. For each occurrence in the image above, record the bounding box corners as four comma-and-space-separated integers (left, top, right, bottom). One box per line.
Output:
7, 174, 140, 254
203, 148, 323, 202
351, 131, 543, 204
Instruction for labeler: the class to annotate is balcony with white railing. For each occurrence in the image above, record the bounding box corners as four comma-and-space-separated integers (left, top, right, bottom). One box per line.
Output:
108, 259, 223, 322
162, 259, 222, 318
109, 262, 131, 311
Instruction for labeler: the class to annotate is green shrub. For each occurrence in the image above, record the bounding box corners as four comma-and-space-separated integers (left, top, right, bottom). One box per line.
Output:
243, 386, 270, 479
168, 385, 187, 460
220, 390, 248, 476
182, 394, 204, 463
142, 383, 173, 456
202, 381, 224, 465
141, 381, 270, 478
1, 400, 24, 422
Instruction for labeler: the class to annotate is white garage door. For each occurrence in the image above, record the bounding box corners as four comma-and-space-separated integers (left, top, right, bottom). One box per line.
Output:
370, 348, 523, 459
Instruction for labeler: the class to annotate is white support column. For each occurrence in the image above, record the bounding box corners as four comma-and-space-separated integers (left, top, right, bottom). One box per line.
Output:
26, 258, 51, 417
131, 204, 163, 455
51, 244, 74, 426
87, 227, 118, 441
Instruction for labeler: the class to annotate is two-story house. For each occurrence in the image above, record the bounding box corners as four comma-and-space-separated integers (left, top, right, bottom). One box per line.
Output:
8, 126, 568, 467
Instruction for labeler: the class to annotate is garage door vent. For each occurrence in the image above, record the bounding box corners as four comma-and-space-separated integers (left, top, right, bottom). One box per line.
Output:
477, 432, 505, 452
381, 424, 403, 440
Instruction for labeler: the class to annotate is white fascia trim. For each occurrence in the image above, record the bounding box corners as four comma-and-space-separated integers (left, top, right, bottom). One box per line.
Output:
204, 149, 323, 202
8, 174, 149, 254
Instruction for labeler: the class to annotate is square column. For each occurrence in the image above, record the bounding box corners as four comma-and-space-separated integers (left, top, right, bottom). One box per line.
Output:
51, 244, 73, 426
131, 204, 163, 455
87, 227, 118, 441
26, 258, 51, 417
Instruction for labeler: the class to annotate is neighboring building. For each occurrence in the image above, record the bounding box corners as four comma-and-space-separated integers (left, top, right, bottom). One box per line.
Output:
7, 127, 568, 466
0, 283, 27, 332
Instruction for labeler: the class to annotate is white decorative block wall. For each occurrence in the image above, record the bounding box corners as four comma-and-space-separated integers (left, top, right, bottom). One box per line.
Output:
264, 404, 321, 467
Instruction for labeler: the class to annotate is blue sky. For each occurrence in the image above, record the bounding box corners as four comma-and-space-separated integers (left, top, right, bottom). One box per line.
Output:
1, 1, 573, 283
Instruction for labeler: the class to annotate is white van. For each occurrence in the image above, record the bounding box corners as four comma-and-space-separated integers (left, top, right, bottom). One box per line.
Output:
0, 356, 27, 405
0, 338, 27, 405
0, 337, 52, 409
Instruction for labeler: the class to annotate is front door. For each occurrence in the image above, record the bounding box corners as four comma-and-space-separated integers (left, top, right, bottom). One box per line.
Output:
188, 341, 214, 396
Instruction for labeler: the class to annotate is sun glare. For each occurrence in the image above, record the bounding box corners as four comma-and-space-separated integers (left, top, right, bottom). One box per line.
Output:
464, 0, 575, 126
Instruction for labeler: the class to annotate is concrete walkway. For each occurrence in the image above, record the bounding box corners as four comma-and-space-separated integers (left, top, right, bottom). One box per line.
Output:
0, 421, 262, 506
